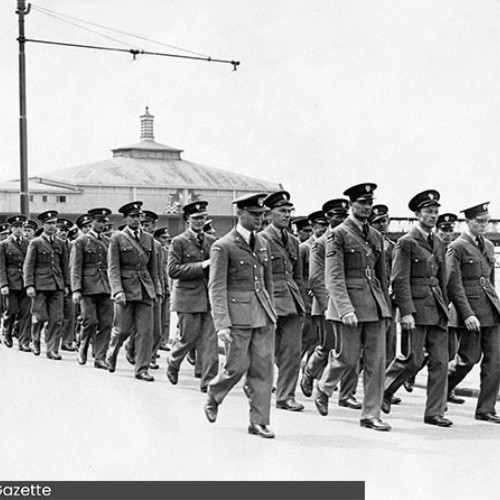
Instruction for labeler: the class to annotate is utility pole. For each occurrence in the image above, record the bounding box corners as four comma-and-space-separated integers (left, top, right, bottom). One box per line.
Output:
17, 0, 30, 216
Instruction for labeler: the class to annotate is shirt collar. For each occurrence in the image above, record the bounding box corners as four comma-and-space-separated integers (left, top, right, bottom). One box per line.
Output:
415, 223, 431, 238
236, 223, 252, 244
348, 215, 364, 230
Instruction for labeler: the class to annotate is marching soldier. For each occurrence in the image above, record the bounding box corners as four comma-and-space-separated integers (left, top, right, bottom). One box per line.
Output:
382, 190, 452, 427
314, 184, 392, 431
447, 203, 500, 423
70, 208, 113, 370
293, 217, 313, 243
204, 193, 277, 438
23, 210, 69, 359
301, 198, 361, 410
260, 190, 305, 412
167, 201, 218, 392
299, 211, 327, 361
76, 214, 92, 235
23, 220, 38, 242
0, 215, 31, 351
106, 201, 161, 381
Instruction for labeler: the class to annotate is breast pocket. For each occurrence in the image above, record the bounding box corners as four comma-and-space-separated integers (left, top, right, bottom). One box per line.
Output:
461, 259, 480, 278
412, 257, 428, 277
345, 247, 363, 268
270, 253, 285, 274
120, 246, 136, 266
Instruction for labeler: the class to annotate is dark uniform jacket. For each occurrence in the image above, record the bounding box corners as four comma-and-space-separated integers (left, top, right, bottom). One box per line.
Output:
391, 226, 449, 326
23, 233, 69, 291
260, 224, 305, 317
309, 230, 330, 316
108, 227, 160, 301
447, 232, 500, 327
70, 231, 111, 295
0, 235, 29, 290
326, 217, 390, 322
209, 228, 276, 331
168, 229, 216, 313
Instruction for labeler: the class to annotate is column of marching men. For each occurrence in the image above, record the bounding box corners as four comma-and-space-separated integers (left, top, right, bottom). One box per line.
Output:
1, 184, 500, 440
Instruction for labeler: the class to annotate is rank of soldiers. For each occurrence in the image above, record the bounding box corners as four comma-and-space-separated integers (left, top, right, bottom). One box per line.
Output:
1, 185, 499, 440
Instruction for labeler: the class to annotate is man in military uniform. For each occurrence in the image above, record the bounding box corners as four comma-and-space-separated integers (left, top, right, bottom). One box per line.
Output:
154, 227, 171, 351
70, 208, 113, 370
447, 203, 500, 423
23, 210, 69, 359
293, 216, 313, 243
0, 223, 11, 242
76, 214, 93, 235
301, 198, 361, 410
382, 190, 452, 427
299, 211, 327, 362
261, 190, 305, 412
204, 193, 277, 438
203, 219, 217, 237
23, 220, 38, 242
57, 218, 78, 352
106, 201, 161, 381
314, 184, 391, 431
0, 215, 31, 351
167, 201, 218, 392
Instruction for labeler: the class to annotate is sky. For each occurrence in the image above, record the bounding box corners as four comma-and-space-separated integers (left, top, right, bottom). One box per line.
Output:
2, 0, 500, 217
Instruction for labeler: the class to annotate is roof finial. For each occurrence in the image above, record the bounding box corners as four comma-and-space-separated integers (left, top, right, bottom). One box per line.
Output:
140, 107, 154, 140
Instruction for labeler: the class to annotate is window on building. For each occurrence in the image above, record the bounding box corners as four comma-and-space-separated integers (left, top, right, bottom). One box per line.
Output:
56, 195, 66, 203
29, 195, 34, 202
42, 195, 48, 203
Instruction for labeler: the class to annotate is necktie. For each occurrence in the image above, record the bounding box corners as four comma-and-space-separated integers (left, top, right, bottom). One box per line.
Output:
134, 230, 140, 242
249, 232, 256, 251
477, 236, 484, 252
197, 232, 204, 247
281, 230, 288, 246
427, 233, 433, 248
363, 223, 369, 239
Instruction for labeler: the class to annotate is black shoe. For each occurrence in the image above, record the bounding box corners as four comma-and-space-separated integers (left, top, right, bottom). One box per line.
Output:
106, 357, 116, 373
194, 372, 202, 379
200, 386, 208, 393
276, 398, 305, 412
166, 365, 179, 385
403, 378, 414, 393
19, 344, 31, 352
47, 351, 62, 360
315, 389, 329, 416
32, 342, 40, 356
382, 394, 392, 414
204, 395, 219, 423
125, 351, 136, 365
135, 372, 154, 382
187, 350, 196, 366
339, 396, 362, 410
94, 359, 109, 370
3, 335, 13, 348
149, 361, 159, 370
300, 371, 313, 398
159, 343, 171, 352
61, 343, 76, 352
360, 417, 391, 431
448, 393, 465, 405
475, 412, 500, 424
77, 347, 87, 365
248, 424, 275, 439
424, 415, 453, 427
391, 396, 402, 405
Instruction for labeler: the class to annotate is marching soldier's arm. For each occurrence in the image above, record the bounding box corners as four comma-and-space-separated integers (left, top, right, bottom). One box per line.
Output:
391, 239, 416, 317
309, 238, 329, 311
446, 244, 475, 321
263, 244, 275, 308
107, 234, 124, 298
0, 242, 8, 290
60, 243, 70, 290
374, 235, 390, 300
23, 240, 36, 290
208, 241, 231, 331
148, 237, 162, 297
167, 237, 206, 280
326, 231, 355, 318
69, 237, 84, 293
292, 238, 305, 298
437, 241, 449, 306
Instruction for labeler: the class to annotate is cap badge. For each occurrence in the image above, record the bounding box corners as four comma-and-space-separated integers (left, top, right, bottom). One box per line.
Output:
258, 197, 264, 207
365, 185, 372, 192
483, 203, 488, 210
373, 208, 379, 214
429, 193, 434, 200
341, 202, 347, 208
444, 215, 449, 222
195, 203, 201, 210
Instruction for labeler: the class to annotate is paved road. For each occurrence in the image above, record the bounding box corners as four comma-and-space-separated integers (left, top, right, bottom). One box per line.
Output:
0, 343, 498, 500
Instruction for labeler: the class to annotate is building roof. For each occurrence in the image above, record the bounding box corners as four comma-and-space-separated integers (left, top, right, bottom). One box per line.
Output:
27, 107, 280, 192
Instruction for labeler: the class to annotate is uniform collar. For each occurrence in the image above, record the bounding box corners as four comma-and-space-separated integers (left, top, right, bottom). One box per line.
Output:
236, 223, 252, 244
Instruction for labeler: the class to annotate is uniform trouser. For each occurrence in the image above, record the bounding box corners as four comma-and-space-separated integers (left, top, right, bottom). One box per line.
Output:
160, 295, 170, 346
301, 312, 319, 362
60, 293, 76, 347
80, 294, 113, 361
3, 290, 31, 347
448, 327, 458, 361
208, 323, 275, 425
150, 299, 162, 361
319, 320, 386, 419
305, 317, 358, 401
448, 326, 500, 415
30, 290, 64, 353
385, 325, 448, 418
275, 313, 303, 402
385, 319, 397, 367
169, 312, 218, 389
107, 300, 153, 376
